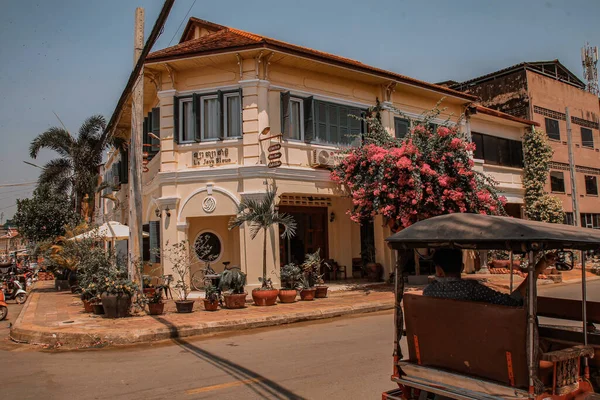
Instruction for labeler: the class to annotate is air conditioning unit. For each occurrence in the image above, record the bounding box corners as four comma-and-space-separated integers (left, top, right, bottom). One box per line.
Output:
311, 150, 335, 168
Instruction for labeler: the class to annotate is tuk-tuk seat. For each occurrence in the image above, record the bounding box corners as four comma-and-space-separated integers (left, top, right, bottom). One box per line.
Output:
404, 292, 529, 388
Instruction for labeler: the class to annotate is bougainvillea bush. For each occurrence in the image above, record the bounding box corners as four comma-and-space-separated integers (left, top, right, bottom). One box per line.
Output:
331, 105, 507, 230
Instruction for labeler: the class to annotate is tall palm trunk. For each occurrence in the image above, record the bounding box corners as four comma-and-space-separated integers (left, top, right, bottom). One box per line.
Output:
262, 227, 267, 288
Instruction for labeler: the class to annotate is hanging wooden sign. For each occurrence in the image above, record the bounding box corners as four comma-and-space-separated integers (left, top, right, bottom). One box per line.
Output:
268, 143, 281, 152
268, 152, 282, 160
268, 160, 282, 168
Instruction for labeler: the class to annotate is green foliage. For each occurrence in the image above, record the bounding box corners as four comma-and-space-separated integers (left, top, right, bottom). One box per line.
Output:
523, 128, 565, 223
279, 263, 303, 290
13, 184, 81, 243
161, 240, 198, 301
205, 284, 219, 304
229, 185, 297, 288
301, 249, 328, 288
219, 268, 247, 294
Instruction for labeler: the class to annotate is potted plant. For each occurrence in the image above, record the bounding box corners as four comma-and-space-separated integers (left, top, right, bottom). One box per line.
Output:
142, 274, 156, 298
81, 283, 97, 313
162, 240, 195, 313
219, 268, 247, 309
228, 185, 296, 306
100, 278, 137, 318
278, 263, 302, 303
203, 284, 219, 311
145, 288, 164, 315
300, 249, 325, 300
90, 296, 104, 315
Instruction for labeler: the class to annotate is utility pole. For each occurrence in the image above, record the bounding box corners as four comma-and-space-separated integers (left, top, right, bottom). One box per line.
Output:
128, 7, 144, 284
565, 107, 580, 227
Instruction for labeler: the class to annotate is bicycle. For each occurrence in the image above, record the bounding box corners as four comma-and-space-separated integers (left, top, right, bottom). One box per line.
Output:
191, 261, 221, 291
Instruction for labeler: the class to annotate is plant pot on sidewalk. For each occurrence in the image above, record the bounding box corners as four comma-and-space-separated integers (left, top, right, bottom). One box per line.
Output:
252, 288, 278, 306
101, 293, 132, 318
82, 300, 93, 313
203, 299, 219, 311
147, 302, 164, 315
223, 293, 247, 309
175, 300, 195, 313
54, 279, 70, 291
278, 289, 297, 303
300, 288, 316, 301
315, 285, 329, 298
91, 303, 105, 315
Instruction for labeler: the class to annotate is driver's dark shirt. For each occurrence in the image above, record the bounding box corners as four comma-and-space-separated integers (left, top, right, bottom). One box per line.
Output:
423, 277, 523, 307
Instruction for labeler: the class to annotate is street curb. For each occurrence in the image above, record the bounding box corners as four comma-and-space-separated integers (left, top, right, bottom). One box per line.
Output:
9, 294, 394, 349
538, 275, 600, 290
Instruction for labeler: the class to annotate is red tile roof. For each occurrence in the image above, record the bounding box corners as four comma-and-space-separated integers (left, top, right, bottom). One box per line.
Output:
472, 105, 540, 127
147, 18, 478, 101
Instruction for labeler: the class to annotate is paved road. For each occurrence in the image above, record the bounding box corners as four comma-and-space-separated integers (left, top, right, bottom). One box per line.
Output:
539, 278, 600, 301
1, 310, 399, 400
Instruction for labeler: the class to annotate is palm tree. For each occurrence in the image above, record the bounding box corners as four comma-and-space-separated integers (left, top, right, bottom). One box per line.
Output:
29, 115, 109, 215
228, 186, 297, 289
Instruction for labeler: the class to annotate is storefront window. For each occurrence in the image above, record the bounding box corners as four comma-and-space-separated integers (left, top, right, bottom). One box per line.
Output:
194, 231, 222, 262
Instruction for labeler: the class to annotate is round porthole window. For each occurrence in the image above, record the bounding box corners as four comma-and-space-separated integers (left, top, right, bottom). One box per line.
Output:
194, 231, 222, 262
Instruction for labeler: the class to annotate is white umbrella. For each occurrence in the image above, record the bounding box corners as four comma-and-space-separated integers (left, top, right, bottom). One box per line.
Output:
71, 221, 149, 241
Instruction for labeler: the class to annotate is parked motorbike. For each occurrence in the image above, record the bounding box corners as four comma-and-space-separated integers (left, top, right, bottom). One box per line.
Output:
2, 274, 27, 304
0, 290, 7, 320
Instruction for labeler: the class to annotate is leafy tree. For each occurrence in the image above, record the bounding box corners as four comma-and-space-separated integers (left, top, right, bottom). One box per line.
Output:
12, 184, 81, 243
522, 128, 565, 223
331, 103, 506, 230
228, 186, 297, 289
29, 115, 109, 216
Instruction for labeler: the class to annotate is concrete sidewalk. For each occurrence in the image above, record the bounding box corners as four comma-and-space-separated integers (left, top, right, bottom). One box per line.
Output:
11, 281, 395, 349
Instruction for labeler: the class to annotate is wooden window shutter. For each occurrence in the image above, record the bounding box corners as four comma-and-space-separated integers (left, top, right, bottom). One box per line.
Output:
112, 163, 120, 189
147, 111, 153, 133
151, 107, 160, 154
303, 96, 314, 143
281, 91, 291, 138
239, 87, 244, 135
149, 221, 161, 263
217, 90, 224, 139
143, 117, 149, 148
173, 96, 179, 144
193, 94, 201, 142
142, 224, 150, 261
120, 149, 129, 184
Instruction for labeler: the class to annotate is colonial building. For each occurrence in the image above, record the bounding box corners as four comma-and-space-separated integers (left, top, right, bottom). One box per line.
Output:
450, 61, 600, 228
101, 17, 536, 287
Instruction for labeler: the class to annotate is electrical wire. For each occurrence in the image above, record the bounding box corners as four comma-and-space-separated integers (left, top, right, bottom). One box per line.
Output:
168, 0, 197, 46
0, 181, 37, 189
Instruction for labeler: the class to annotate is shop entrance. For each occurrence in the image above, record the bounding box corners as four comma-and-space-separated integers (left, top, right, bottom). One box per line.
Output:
278, 206, 328, 266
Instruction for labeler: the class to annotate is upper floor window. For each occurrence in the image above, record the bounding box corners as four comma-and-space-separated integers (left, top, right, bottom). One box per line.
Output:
281, 93, 364, 146
471, 132, 523, 168
545, 118, 560, 141
585, 175, 598, 195
550, 171, 565, 193
581, 213, 600, 229
394, 117, 410, 139
174, 89, 242, 144
581, 127, 594, 148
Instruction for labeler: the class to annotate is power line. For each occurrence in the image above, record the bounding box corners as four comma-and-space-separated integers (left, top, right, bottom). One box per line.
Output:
0, 190, 32, 201
0, 203, 17, 211
0, 181, 37, 189
168, 0, 197, 46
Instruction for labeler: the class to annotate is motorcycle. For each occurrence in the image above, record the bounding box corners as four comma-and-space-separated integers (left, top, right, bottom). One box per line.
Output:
0, 290, 7, 321
2, 274, 27, 304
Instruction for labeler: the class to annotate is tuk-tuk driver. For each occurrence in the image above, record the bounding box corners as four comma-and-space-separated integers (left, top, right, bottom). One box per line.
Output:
423, 249, 556, 306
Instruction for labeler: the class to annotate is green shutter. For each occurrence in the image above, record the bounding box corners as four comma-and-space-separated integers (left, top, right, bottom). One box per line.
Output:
303, 96, 314, 143
149, 221, 161, 263
173, 96, 179, 144
143, 117, 149, 148
394, 117, 409, 139
217, 90, 224, 139
239, 87, 244, 136
120, 149, 129, 184
193, 94, 201, 142
151, 107, 160, 154
281, 91, 291, 138
315, 101, 327, 142
142, 224, 150, 261
112, 163, 120, 190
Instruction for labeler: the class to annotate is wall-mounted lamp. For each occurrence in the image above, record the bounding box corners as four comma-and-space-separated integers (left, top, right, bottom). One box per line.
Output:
329, 212, 335, 223
154, 208, 160, 218
165, 206, 171, 218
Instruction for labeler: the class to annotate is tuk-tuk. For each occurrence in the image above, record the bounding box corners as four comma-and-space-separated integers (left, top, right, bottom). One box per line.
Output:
382, 213, 600, 400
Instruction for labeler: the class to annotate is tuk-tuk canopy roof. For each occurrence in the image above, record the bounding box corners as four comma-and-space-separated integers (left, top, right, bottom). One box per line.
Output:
386, 214, 600, 251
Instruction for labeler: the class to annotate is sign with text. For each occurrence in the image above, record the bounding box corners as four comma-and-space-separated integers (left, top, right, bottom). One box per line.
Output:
268, 143, 281, 152
193, 148, 232, 167
268, 152, 282, 161
268, 160, 282, 168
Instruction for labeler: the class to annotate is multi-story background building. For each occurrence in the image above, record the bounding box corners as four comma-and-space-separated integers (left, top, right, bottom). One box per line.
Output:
101, 17, 535, 287
450, 61, 600, 228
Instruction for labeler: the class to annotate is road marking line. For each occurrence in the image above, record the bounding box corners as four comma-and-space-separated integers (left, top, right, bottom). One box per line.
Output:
185, 378, 263, 394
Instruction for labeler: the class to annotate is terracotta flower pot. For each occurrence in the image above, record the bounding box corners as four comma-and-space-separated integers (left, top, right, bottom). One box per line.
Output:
148, 302, 164, 315
143, 288, 156, 297
91, 304, 104, 315
278, 289, 297, 303
300, 288, 316, 301
82, 299, 93, 313
203, 299, 219, 311
175, 300, 195, 313
223, 293, 247, 309
101, 293, 132, 318
315, 285, 329, 298
252, 289, 278, 306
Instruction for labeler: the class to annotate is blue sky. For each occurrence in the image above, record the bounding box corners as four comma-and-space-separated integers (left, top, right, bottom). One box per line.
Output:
1, 0, 599, 220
